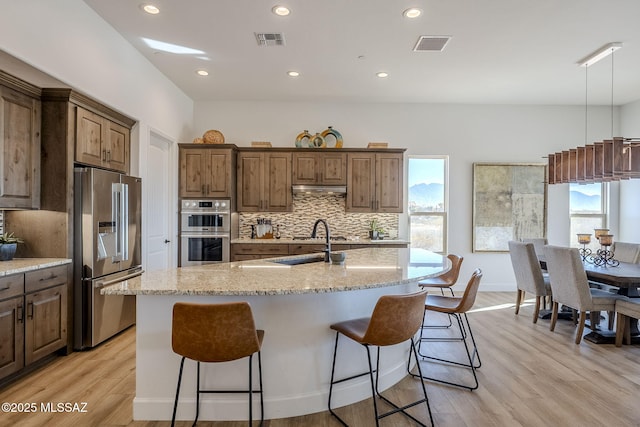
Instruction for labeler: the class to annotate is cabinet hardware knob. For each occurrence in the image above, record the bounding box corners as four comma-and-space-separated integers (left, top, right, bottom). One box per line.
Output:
17, 304, 24, 323
27, 302, 34, 319
164, 239, 171, 243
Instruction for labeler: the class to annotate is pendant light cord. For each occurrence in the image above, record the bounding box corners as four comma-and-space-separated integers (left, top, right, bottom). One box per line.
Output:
610, 49, 615, 138
584, 64, 588, 144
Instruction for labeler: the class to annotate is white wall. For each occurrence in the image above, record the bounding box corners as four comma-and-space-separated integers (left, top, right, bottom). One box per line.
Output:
0, 0, 194, 268
195, 101, 619, 290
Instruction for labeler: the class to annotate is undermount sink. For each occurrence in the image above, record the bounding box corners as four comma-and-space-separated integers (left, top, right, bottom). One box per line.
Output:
269, 255, 326, 265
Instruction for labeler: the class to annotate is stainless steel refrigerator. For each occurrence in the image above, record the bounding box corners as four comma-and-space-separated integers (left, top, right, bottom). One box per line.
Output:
73, 167, 142, 349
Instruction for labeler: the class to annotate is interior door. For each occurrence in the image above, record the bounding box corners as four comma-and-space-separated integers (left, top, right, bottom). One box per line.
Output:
145, 132, 174, 271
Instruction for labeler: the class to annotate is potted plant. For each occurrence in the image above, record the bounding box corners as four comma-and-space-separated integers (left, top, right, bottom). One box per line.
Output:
368, 219, 385, 240
0, 232, 23, 261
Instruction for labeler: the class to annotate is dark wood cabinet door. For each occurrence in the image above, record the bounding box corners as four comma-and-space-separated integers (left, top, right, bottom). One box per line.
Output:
0, 297, 24, 379
75, 107, 105, 167
265, 152, 292, 211
319, 152, 347, 185
376, 153, 403, 213
292, 152, 318, 184
346, 153, 375, 212
25, 285, 67, 365
0, 85, 41, 209
206, 149, 233, 197
237, 152, 263, 211
106, 121, 130, 173
179, 148, 207, 197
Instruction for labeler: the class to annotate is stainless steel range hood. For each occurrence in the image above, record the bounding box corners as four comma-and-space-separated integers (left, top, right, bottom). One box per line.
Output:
292, 185, 347, 194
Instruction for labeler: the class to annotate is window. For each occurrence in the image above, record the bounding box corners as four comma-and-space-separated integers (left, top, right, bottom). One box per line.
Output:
408, 156, 448, 253
570, 182, 607, 251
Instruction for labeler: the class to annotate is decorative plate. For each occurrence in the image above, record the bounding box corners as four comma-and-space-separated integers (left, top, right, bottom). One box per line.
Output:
203, 129, 225, 144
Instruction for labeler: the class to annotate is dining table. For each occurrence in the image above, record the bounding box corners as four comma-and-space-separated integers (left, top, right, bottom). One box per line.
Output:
582, 261, 640, 343
539, 258, 640, 344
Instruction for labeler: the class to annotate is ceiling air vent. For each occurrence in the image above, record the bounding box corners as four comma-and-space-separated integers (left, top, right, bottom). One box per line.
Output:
413, 36, 451, 52
255, 33, 286, 47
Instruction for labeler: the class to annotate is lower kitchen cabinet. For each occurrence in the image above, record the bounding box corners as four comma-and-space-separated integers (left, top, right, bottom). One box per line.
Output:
0, 263, 70, 385
0, 295, 24, 379
231, 242, 407, 261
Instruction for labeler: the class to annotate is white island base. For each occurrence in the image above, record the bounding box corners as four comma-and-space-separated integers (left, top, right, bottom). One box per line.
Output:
102, 248, 448, 422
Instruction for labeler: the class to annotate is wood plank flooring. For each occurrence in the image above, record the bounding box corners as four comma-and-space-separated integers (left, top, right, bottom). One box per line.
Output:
1, 292, 639, 426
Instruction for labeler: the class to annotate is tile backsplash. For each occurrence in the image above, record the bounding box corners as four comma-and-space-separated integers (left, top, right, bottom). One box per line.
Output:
239, 194, 398, 239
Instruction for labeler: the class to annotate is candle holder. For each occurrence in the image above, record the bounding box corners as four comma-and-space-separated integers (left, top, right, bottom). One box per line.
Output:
577, 233, 592, 261
588, 233, 619, 267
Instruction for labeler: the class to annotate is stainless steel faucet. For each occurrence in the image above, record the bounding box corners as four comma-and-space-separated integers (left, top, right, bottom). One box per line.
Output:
311, 219, 331, 262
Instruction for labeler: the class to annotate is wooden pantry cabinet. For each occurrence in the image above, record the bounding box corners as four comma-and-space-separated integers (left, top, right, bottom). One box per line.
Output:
179, 144, 235, 198
346, 151, 403, 213
237, 150, 292, 212
0, 264, 69, 383
292, 151, 347, 185
0, 74, 41, 209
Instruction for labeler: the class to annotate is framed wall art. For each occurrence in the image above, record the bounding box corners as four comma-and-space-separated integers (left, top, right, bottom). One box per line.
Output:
472, 162, 547, 252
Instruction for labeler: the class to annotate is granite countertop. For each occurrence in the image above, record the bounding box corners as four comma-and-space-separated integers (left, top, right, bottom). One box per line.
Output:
231, 238, 410, 245
102, 247, 446, 296
0, 258, 72, 276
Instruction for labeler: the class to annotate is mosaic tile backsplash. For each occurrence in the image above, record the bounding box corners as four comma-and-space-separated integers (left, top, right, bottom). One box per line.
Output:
239, 194, 399, 239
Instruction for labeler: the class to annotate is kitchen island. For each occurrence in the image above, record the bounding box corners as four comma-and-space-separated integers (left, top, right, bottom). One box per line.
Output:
103, 247, 448, 422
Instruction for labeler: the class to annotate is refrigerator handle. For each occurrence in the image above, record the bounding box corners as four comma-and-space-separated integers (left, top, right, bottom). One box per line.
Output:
113, 182, 130, 262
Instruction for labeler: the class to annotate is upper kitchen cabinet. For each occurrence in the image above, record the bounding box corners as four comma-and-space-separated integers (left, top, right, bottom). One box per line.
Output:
76, 106, 130, 173
237, 150, 292, 212
179, 144, 236, 198
292, 151, 347, 185
0, 74, 41, 209
346, 150, 404, 213
40, 89, 136, 214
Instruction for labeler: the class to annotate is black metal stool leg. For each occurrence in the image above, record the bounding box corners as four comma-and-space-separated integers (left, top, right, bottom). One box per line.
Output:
193, 361, 201, 427
258, 350, 264, 426
171, 356, 186, 427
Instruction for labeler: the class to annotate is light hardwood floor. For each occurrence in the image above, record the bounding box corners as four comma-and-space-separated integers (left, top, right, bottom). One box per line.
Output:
1, 292, 639, 427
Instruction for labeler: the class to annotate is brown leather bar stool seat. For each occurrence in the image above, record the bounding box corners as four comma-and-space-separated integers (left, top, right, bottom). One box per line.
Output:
418, 254, 463, 296
413, 269, 483, 391
328, 290, 434, 427
171, 302, 264, 427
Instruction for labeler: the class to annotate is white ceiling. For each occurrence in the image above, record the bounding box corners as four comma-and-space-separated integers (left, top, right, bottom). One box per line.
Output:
84, 0, 640, 106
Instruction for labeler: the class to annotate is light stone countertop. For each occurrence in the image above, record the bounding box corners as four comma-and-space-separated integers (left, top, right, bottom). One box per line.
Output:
102, 247, 447, 296
0, 258, 72, 276
231, 238, 410, 245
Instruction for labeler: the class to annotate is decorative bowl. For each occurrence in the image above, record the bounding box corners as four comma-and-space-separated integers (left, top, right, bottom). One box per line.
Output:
330, 252, 346, 264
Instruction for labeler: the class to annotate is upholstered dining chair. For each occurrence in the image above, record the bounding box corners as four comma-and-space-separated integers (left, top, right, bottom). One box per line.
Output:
543, 245, 627, 344
413, 269, 483, 391
611, 242, 640, 263
521, 238, 548, 259
508, 241, 552, 323
171, 302, 264, 427
328, 290, 433, 427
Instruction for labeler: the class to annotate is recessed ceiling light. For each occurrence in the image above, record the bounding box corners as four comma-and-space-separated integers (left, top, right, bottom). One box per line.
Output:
287, 71, 300, 77
403, 8, 422, 18
376, 72, 389, 78
196, 70, 209, 76
142, 4, 160, 14
272, 5, 291, 16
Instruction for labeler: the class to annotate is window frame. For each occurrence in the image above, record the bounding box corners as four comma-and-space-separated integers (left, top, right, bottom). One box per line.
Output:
569, 182, 608, 248
407, 155, 449, 254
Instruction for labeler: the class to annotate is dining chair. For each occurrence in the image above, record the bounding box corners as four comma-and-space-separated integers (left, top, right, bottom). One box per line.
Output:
611, 242, 640, 263
543, 245, 627, 344
508, 241, 552, 323
171, 301, 264, 427
521, 238, 548, 259
615, 298, 640, 346
413, 269, 483, 391
328, 290, 433, 427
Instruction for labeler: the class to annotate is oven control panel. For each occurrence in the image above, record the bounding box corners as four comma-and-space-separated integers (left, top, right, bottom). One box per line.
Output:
181, 199, 229, 212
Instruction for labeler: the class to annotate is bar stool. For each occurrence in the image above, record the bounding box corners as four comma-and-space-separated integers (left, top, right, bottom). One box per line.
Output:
413, 269, 482, 391
418, 254, 463, 297
418, 254, 463, 330
171, 302, 264, 427
328, 290, 433, 427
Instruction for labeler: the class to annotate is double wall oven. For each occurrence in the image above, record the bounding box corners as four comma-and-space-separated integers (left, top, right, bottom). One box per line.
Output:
180, 199, 231, 266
